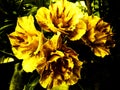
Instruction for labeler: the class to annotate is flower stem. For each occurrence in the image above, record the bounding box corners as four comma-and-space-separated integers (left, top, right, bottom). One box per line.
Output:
9, 63, 24, 90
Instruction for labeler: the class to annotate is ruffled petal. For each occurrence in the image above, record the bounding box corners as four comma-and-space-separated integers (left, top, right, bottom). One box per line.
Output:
69, 20, 86, 41
35, 7, 55, 32
93, 46, 110, 58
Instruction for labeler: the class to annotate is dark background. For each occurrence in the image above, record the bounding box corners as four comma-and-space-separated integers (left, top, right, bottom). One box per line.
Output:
0, 0, 120, 90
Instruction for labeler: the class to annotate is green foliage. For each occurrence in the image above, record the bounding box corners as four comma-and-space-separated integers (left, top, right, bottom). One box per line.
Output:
0, 0, 40, 64
91, 0, 100, 16
9, 63, 24, 90
23, 76, 40, 90
0, 0, 118, 90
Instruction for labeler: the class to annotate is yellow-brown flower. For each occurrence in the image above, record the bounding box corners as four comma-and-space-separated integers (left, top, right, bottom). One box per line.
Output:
37, 32, 83, 89
35, 0, 86, 41
82, 15, 115, 58
8, 15, 46, 72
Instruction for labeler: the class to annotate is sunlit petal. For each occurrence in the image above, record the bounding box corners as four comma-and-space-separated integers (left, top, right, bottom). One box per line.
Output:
69, 20, 86, 41
82, 15, 115, 58
37, 42, 83, 89
8, 15, 46, 72
35, 0, 85, 41
93, 46, 110, 58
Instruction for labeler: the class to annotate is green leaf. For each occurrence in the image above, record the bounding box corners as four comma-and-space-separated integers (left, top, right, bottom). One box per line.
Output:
0, 24, 14, 31
23, 77, 39, 90
9, 63, 24, 90
23, 4, 38, 15
0, 50, 19, 64
23, 72, 40, 90
0, 24, 14, 34
0, 56, 14, 64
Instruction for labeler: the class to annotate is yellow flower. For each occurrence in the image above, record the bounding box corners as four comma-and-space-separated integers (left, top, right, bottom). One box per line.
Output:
82, 15, 115, 58
8, 15, 46, 72
36, 32, 83, 89
35, 0, 86, 41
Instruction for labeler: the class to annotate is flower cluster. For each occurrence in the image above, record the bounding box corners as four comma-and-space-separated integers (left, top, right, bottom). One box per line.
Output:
8, 0, 115, 89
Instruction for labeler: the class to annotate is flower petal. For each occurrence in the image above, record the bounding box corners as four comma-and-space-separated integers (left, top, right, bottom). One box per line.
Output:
43, 32, 62, 51
93, 46, 110, 58
22, 56, 41, 72
40, 72, 53, 88
16, 15, 38, 34
35, 7, 55, 32
8, 15, 47, 72
69, 20, 86, 41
